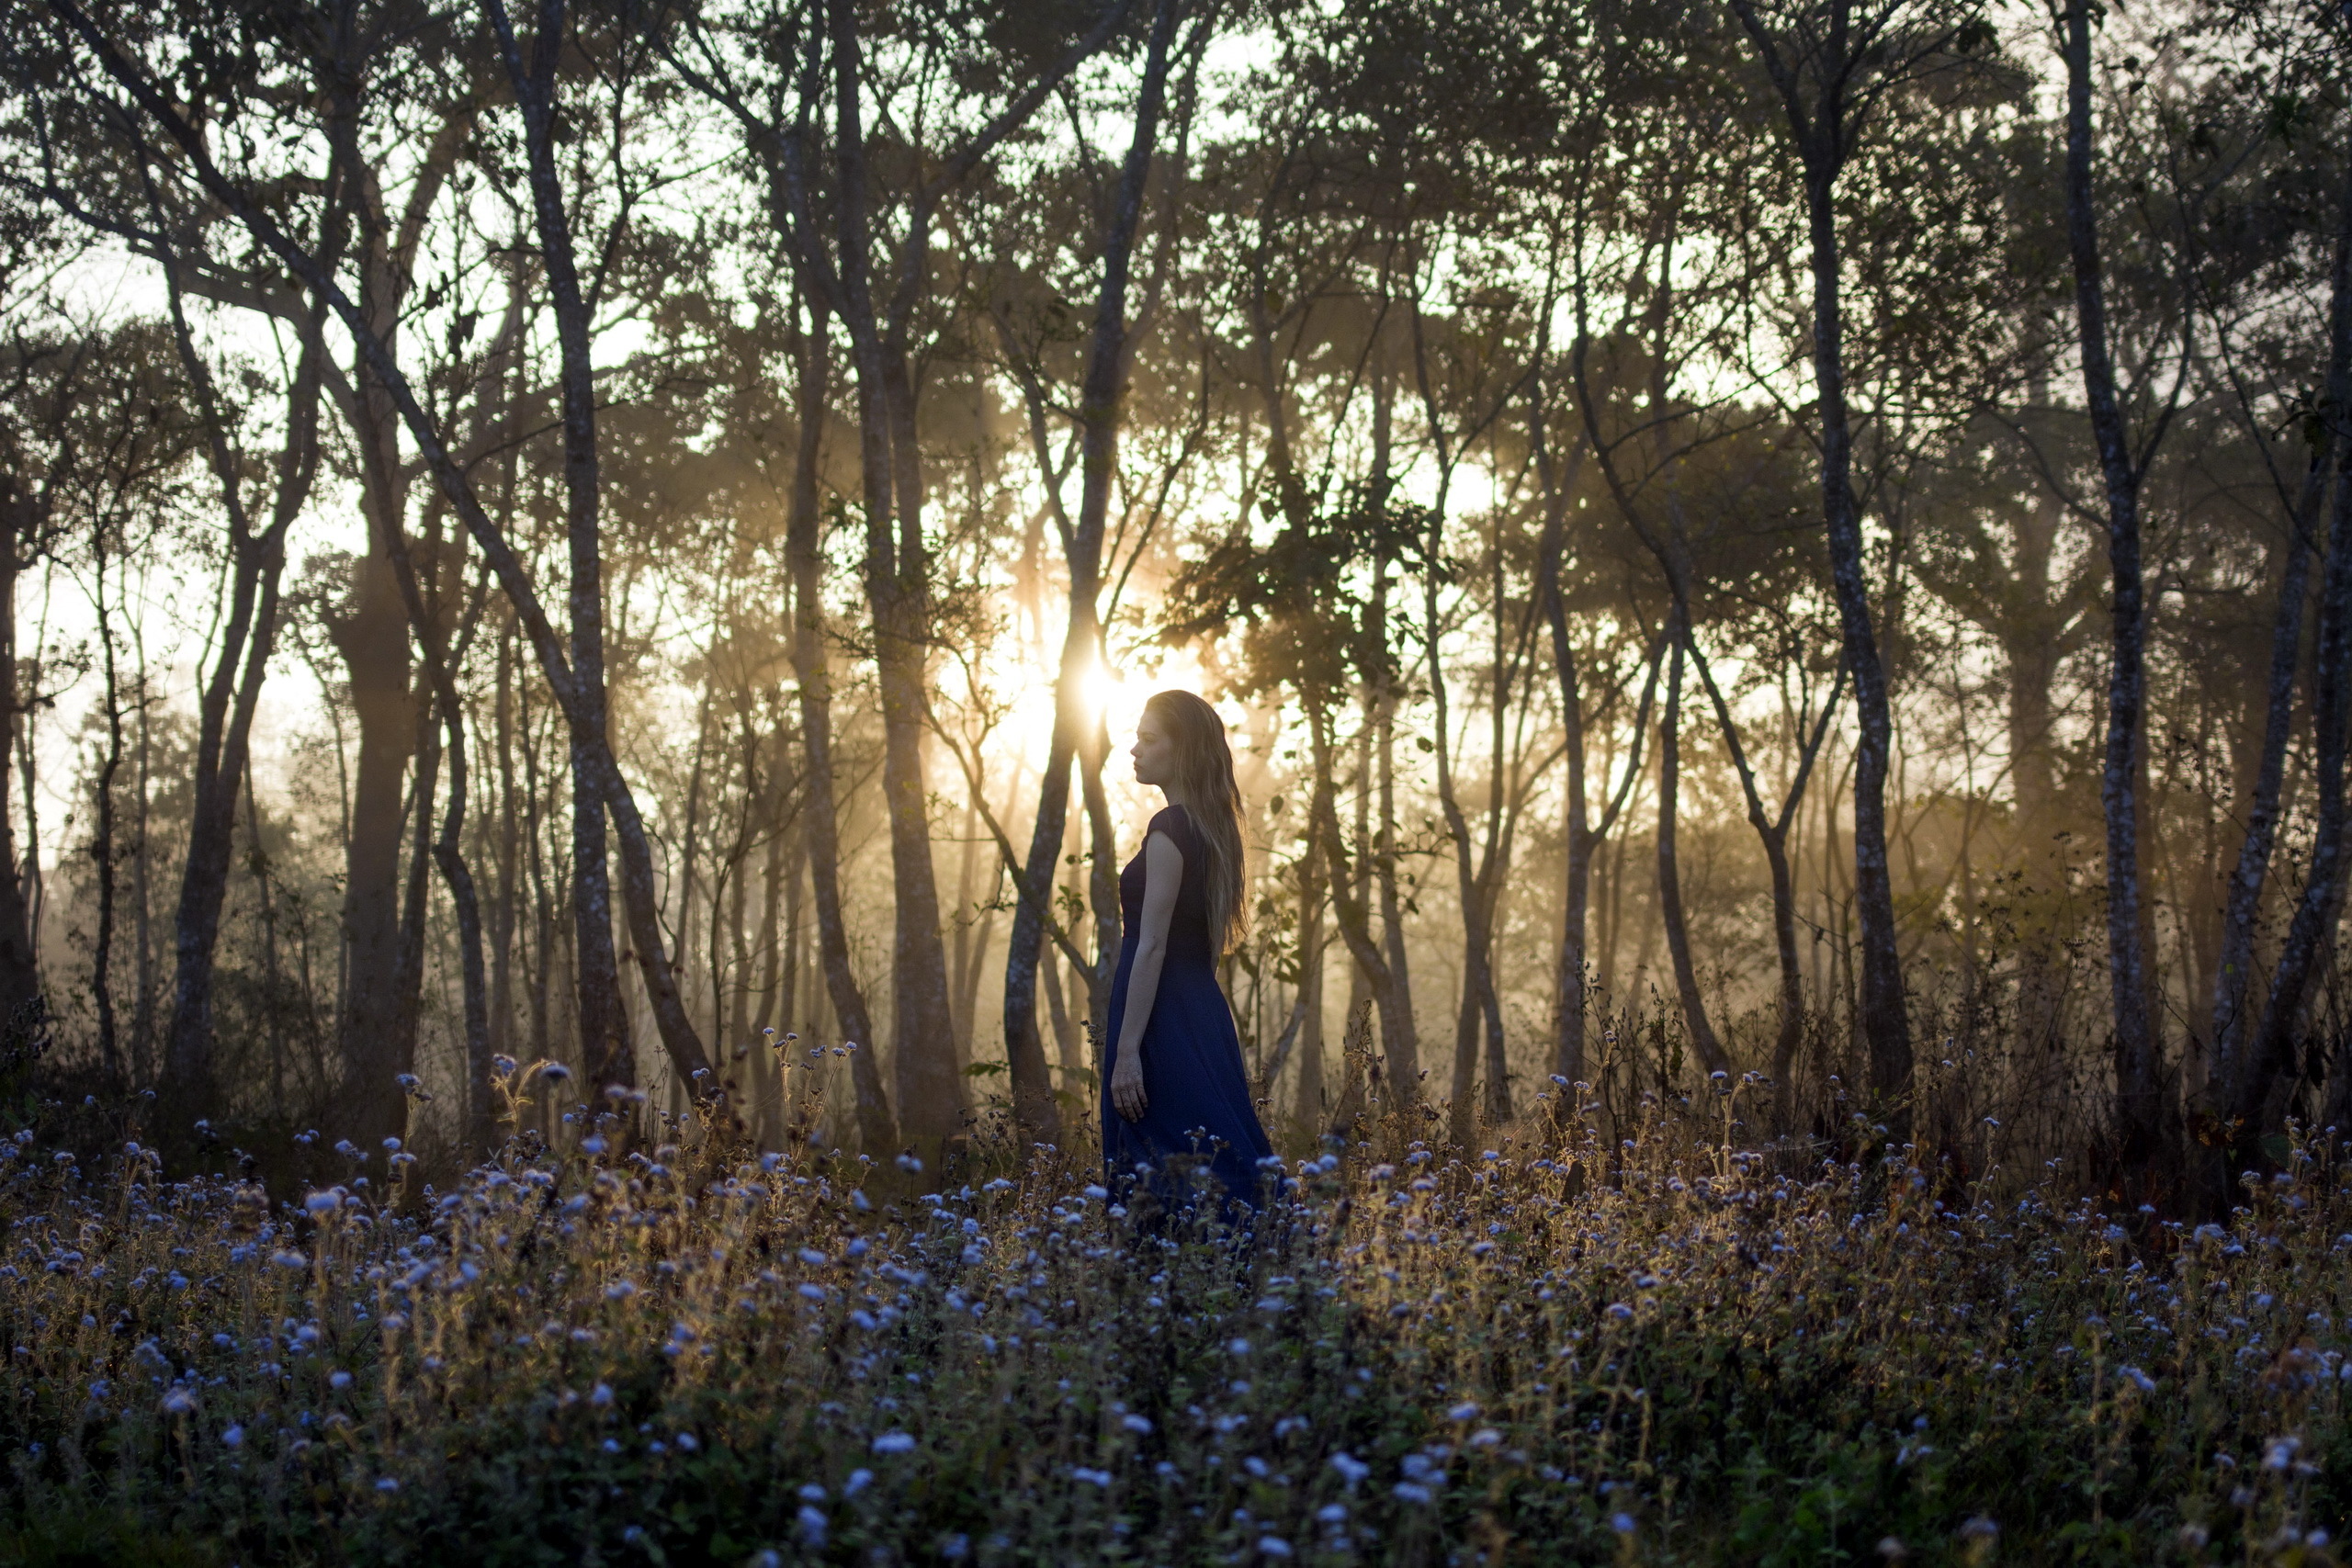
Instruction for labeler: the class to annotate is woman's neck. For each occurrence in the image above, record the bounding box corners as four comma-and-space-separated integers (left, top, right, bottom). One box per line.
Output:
1159, 784, 1194, 815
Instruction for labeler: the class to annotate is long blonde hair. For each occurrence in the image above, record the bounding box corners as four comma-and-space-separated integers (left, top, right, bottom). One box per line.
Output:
1146, 690, 1249, 954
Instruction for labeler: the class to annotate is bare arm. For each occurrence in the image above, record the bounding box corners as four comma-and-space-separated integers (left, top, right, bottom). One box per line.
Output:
1109, 830, 1183, 1122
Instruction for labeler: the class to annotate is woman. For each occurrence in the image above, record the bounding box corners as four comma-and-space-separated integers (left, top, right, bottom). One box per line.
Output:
1102, 690, 1274, 1213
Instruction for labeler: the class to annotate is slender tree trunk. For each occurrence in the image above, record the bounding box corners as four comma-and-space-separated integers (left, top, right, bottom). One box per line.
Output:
521, 671, 555, 1069
950, 792, 980, 1067
90, 536, 122, 1081
130, 644, 153, 1080
1080, 713, 1122, 1038
1046, 942, 1081, 1078
1311, 701, 1419, 1102
1543, 601, 1658, 1123
336, 531, 418, 1125
433, 690, 493, 1157
491, 617, 520, 1063
1799, 168, 1911, 1128
244, 781, 284, 1108
676, 691, 712, 1049
0, 508, 40, 1058
752, 751, 791, 1039
2234, 412, 2352, 1151
1425, 496, 1509, 1143
2006, 490, 2069, 1058
15, 576, 38, 982
1291, 831, 1328, 1134
822, 5, 965, 1144
1655, 623, 1729, 1078
488, 0, 714, 1100
1001, 0, 1182, 1137
1722, 0, 1917, 1126
1548, 591, 1596, 1111
390, 687, 440, 1075
2061, 0, 2166, 1174
2205, 152, 2352, 1168
1682, 630, 1841, 1122
155, 254, 323, 1123
782, 288, 895, 1153
1369, 570, 1421, 1089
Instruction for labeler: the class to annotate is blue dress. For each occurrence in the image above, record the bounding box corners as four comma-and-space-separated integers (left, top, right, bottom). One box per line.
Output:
1102, 804, 1274, 1212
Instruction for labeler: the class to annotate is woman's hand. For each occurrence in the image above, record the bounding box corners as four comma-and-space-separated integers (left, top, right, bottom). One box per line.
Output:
1110, 829, 1181, 1124
1111, 1052, 1148, 1122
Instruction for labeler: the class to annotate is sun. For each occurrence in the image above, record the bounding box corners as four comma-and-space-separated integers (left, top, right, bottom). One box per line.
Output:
1080, 652, 1122, 725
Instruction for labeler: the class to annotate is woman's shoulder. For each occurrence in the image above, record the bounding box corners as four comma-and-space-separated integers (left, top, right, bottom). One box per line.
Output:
1147, 803, 1200, 848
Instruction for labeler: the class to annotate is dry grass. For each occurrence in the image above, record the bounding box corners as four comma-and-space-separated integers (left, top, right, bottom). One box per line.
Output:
0, 1069, 2346, 1566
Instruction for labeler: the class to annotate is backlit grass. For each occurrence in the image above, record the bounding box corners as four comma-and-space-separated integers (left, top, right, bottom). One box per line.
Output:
0, 1072, 2346, 1565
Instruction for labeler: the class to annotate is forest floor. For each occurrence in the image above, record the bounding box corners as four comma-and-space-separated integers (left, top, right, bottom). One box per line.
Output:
0, 1086, 2345, 1567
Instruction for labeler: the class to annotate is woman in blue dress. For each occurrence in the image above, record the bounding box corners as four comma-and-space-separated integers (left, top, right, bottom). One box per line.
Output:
1102, 691, 1274, 1215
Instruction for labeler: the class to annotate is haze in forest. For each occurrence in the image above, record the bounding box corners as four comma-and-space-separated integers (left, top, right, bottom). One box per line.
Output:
0, 0, 2340, 1214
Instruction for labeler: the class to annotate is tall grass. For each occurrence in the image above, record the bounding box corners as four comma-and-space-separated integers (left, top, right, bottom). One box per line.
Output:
0, 1068, 2346, 1565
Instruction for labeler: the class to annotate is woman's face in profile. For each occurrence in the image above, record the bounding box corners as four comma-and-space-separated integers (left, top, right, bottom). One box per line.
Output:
1130, 715, 1175, 787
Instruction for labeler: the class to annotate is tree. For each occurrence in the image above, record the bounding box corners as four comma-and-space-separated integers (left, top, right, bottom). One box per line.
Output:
1722, 0, 1994, 1134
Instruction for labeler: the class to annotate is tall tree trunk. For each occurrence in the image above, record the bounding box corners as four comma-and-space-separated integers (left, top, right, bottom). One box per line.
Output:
782, 288, 895, 1153
491, 616, 520, 1063
1310, 701, 1419, 1106
1541, 594, 1657, 1120
90, 532, 122, 1081
676, 691, 713, 1052
1683, 630, 1841, 1124
2061, 0, 2166, 1175
335, 527, 418, 1131
2233, 413, 2352, 1154
1801, 168, 1911, 1131
2204, 151, 2352, 1174
950, 792, 980, 1067
1726, 0, 1917, 1129
1080, 713, 1122, 1039
2005, 486, 2070, 1060
1001, 0, 1182, 1138
820, 5, 965, 1145
388, 686, 440, 1107
130, 638, 153, 1082
487, 0, 714, 1101
1368, 569, 1422, 1090
0, 494, 40, 1055
154, 243, 324, 1125
244, 781, 285, 1108
1655, 622, 1730, 1079
434, 690, 493, 1157
1291, 830, 1328, 1134
751, 744, 791, 1039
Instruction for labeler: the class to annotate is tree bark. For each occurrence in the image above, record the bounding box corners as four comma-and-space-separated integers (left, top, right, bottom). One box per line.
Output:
1310, 699, 1419, 1106
1655, 621, 1730, 1079
1290, 829, 1328, 1133
998, 0, 1183, 1139
388, 688, 440, 1099
153, 225, 325, 1122
0, 491, 41, 1057
782, 288, 896, 1153
2060, 0, 2167, 1174
1684, 628, 1842, 1123
2205, 149, 2352, 1163
2233, 408, 2352, 1151
484, 0, 718, 1100
817, 6, 965, 1144
1725, 0, 1916, 1133
89, 526, 122, 1081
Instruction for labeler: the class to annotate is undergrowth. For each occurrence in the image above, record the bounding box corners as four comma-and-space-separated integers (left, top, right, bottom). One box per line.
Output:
0, 1066, 2346, 1566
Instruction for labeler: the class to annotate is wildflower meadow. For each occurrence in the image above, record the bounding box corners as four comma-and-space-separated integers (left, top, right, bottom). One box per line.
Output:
0, 1066, 2344, 1567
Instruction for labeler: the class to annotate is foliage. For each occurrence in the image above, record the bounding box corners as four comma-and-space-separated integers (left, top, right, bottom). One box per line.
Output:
0, 1075, 2346, 1565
